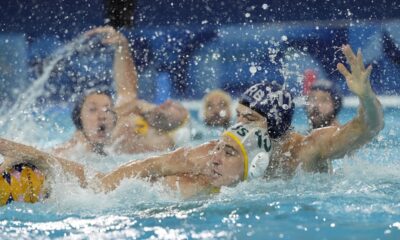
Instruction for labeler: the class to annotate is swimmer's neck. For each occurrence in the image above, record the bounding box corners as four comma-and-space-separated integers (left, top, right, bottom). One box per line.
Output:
75, 131, 108, 156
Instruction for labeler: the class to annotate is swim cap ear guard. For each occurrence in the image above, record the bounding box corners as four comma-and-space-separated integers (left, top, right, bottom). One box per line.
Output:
223, 123, 272, 180
239, 81, 295, 139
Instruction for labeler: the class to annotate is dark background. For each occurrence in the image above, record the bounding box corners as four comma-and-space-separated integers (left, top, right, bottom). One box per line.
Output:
1, 0, 399, 38
0, 0, 399, 104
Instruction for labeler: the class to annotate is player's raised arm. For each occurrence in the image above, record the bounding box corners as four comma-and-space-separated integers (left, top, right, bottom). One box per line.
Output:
86, 26, 138, 109
301, 45, 384, 168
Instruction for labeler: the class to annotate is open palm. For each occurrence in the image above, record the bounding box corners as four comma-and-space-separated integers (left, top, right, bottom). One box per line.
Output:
337, 45, 373, 98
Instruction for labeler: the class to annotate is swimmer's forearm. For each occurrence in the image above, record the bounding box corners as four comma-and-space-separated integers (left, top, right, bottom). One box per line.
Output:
98, 159, 154, 191
358, 91, 384, 135
338, 45, 383, 136
313, 46, 384, 162
99, 148, 188, 191
317, 91, 384, 160
114, 38, 138, 106
53, 158, 88, 187
99, 142, 215, 192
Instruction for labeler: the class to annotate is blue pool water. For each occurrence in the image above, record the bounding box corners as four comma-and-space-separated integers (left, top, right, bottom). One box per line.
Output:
0, 106, 399, 239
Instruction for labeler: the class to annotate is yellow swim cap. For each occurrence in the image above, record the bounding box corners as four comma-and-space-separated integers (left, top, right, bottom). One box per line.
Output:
0, 164, 47, 205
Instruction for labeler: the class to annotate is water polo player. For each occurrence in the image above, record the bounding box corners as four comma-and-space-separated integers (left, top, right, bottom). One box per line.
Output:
0, 123, 272, 199
93, 44, 384, 185
306, 80, 343, 129
52, 89, 117, 157
0, 45, 384, 201
54, 26, 190, 157
88, 26, 190, 153
235, 45, 383, 175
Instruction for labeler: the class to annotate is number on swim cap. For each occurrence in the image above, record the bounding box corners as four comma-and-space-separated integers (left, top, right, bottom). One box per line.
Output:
255, 130, 272, 152
224, 123, 272, 180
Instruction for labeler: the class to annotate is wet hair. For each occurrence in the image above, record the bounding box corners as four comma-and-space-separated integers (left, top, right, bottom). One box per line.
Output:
71, 89, 114, 131
239, 81, 295, 139
309, 80, 343, 118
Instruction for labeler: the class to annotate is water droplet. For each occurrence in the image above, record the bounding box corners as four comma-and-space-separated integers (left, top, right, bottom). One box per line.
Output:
249, 66, 257, 74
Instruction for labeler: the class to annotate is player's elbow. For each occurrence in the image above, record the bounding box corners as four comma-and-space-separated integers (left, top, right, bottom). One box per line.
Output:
362, 118, 384, 140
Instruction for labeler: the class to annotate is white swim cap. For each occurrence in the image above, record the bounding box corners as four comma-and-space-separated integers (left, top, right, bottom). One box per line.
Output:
223, 123, 272, 180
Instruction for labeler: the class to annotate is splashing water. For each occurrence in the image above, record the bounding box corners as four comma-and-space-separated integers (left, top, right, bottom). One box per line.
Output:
0, 34, 105, 144
0, 27, 398, 239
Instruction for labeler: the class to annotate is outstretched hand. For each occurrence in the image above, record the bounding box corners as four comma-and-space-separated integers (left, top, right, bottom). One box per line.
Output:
337, 45, 373, 98
85, 26, 129, 47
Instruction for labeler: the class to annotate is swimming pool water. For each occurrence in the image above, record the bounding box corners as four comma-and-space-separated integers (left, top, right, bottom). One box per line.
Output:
0, 107, 399, 240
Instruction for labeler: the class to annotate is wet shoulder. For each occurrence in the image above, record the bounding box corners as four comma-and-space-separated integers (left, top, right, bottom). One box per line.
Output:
292, 127, 339, 171
281, 132, 312, 172
285, 132, 306, 156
